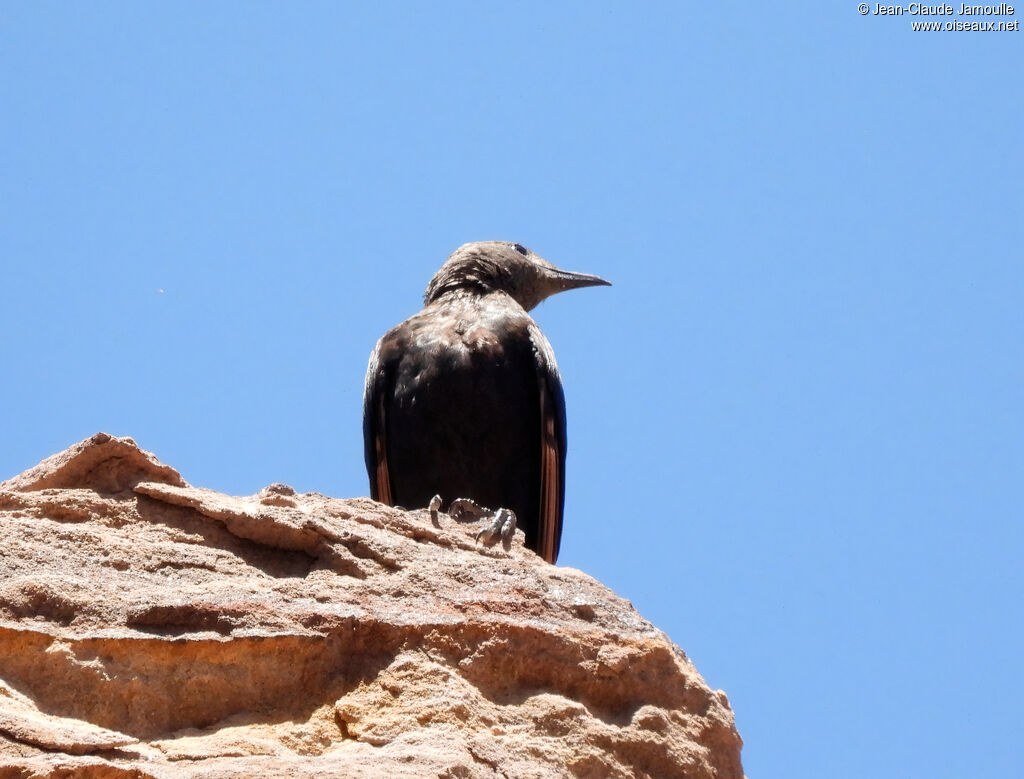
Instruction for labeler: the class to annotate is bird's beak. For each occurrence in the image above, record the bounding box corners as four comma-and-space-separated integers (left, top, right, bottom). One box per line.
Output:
549, 269, 612, 293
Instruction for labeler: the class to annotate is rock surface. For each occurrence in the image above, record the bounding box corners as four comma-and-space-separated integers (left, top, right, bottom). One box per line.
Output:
0, 434, 743, 778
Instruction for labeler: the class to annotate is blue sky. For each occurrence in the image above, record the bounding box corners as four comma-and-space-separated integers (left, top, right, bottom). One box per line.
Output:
2, 3, 1021, 776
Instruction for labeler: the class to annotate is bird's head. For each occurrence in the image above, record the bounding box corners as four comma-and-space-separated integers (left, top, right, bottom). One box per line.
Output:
424, 241, 610, 311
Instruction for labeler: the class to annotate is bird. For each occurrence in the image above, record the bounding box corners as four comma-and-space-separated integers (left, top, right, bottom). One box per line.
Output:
363, 240, 610, 564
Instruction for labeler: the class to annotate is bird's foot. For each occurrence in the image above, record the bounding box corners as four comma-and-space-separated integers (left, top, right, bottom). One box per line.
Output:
475, 507, 517, 550
445, 498, 517, 551
448, 497, 492, 522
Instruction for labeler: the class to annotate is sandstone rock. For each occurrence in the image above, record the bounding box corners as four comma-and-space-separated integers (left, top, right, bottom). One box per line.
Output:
0, 434, 743, 778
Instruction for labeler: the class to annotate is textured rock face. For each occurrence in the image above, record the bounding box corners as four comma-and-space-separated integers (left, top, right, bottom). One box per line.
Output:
0, 434, 743, 778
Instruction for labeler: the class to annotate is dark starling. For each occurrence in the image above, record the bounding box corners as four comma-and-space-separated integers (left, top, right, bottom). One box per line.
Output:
363, 241, 610, 563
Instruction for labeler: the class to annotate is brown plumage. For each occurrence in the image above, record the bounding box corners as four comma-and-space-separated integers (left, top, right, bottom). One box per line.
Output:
363, 241, 609, 563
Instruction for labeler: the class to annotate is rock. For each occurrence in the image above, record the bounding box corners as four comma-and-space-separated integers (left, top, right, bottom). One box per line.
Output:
0, 432, 185, 494
0, 434, 744, 778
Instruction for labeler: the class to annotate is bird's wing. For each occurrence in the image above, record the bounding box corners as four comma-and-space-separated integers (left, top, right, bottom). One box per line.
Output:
529, 325, 567, 564
363, 338, 393, 505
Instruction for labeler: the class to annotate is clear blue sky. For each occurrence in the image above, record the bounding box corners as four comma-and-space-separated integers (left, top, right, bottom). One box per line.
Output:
2, 4, 1020, 777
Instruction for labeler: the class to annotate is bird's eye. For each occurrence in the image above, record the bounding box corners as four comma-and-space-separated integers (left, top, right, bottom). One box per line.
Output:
512, 243, 528, 256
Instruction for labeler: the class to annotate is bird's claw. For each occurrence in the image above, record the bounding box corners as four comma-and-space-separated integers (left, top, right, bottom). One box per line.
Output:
428, 494, 442, 526
475, 507, 517, 549
439, 497, 517, 550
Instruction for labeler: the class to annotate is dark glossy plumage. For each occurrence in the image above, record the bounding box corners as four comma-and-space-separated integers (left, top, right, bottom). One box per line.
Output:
363, 241, 609, 563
